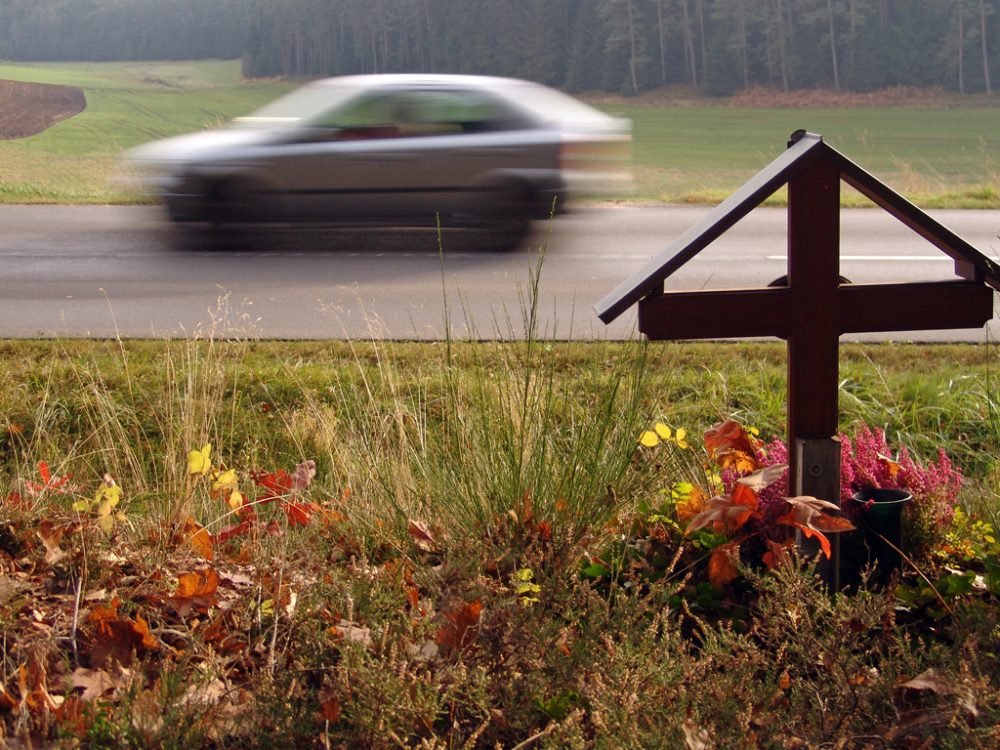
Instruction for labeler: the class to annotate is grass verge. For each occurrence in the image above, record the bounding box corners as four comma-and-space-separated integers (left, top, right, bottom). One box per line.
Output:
1, 330, 999, 747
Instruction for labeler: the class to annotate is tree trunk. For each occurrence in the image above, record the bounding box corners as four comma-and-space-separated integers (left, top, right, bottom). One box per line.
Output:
681, 0, 698, 86
981, 0, 992, 94
828, 0, 840, 91
656, 0, 667, 86
959, 2, 966, 94
626, 0, 639, 93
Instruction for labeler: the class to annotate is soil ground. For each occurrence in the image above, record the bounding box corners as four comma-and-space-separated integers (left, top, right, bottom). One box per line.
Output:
0, 79, 86, 139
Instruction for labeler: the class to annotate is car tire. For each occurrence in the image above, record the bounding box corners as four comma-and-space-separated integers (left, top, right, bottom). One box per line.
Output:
205, 179, 265, 248
466, 181, 534, 251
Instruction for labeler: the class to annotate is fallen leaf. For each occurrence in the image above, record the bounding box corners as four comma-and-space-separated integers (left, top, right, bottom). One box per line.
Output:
36, 520, 68, 564
70, 665, 132, 701
183, 516, 214, 561
682, 719, 712, 750
408, 519, 440, 552
292, 459, 316, 490
435, 600, 483, 654
167, 568, 220, 617
708, 542, 740, 586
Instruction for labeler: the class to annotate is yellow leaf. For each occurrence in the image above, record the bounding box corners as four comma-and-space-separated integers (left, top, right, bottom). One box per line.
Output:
71, 499, 90, 513
639, 431, 660, 448
97, 512, 115, 534
654, 423, 672, 440
187, 444, 212, 476
675, 428, 689, 449
227, 489, 244, 511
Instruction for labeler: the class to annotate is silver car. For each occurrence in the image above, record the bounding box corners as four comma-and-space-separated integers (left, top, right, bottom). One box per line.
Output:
125, 74, 631, 247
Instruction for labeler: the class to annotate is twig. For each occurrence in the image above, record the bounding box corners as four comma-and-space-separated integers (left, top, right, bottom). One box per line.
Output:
70, 573, 83, 667
868, 529, 954, 616
510, 721, 557, 750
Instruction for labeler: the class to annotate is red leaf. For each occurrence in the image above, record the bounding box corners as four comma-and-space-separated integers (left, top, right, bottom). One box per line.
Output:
686, 490, 759, 535
216, 517, 254, 543
253, 469, 293, 502
285, 499, 316, 527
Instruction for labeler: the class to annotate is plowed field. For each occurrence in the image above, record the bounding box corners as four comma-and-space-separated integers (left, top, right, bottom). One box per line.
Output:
0, 79, 86, 139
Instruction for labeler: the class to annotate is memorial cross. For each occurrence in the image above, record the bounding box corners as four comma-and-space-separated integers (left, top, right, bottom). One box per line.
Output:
595, 132, 1000, 587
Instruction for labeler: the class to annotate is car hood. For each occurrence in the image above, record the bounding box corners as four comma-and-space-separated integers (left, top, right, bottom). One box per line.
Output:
124, 128, 281, 164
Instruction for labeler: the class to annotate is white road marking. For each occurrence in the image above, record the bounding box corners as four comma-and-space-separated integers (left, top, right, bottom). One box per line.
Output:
767, 255, 952, 261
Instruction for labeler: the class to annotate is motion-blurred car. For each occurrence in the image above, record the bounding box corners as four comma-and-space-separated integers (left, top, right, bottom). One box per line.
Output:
124, 74, 631, 247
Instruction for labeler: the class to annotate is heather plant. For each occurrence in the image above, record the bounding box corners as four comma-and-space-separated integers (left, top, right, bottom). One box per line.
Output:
759, 423, 964, 561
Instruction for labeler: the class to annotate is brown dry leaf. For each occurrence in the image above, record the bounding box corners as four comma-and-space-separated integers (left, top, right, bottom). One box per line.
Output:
88, 608, 160, 668
37, 520, 68, 564
292, 459, 317, 490
70, 665, 132, 701
330, 620, 372, 647
318, 686, 341, 723
682, 719, 712, 750
407, 519, 440, 553
435, 600, 483, 653
183, 516, 214, 561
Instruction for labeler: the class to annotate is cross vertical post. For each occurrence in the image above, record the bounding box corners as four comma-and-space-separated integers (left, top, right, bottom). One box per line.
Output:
787, 153, 843, 584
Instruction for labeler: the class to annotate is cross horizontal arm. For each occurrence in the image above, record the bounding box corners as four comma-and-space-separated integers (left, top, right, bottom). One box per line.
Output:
839, 281, 994, 333
639, 287, 790, 339
637, 280, 992, 341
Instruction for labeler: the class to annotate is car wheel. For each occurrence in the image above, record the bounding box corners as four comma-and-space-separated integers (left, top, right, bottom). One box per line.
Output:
205, 180, 262, 248
470, 182, 534, 251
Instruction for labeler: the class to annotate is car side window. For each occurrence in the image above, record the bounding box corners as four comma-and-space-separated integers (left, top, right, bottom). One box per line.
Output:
308, 88, 531, 140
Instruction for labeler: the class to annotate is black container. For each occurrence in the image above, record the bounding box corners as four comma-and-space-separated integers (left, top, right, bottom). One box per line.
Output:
851, 488, 912, 584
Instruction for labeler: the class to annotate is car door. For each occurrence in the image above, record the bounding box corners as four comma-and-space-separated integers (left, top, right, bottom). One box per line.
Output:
262, 86, 544, 224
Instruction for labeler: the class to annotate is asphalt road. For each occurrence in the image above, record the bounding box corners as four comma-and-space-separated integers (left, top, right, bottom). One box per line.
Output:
0, 204, 998, 341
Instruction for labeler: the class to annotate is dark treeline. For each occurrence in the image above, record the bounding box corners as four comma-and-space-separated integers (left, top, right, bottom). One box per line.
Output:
0, 0, 250, 62
1, 0, 997, 95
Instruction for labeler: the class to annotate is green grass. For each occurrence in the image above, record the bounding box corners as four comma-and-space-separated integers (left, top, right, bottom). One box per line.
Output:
0, 60, 292, 203
2, 59, 1000, 206
1, 334, 999, 747
616, 103, 1000, 205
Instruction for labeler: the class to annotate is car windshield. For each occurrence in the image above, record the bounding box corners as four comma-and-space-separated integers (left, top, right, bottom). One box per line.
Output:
231, 81, 365, 129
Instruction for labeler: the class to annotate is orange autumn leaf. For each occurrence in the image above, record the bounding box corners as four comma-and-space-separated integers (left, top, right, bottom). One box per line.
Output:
167, 568, 220, 617
686, 485, 760, 535
708, 542, 740, 586
776, 496, 855, 560
703, 420, 759, 473
183, 516, 214, 561
435, 600, 483, 653
675, 486, 707, 522
175, 568, 219, 599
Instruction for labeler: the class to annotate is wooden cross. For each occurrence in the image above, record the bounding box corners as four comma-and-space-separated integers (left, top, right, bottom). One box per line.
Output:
596, 132, 999, 586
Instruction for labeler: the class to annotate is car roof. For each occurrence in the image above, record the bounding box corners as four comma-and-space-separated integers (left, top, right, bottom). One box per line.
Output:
305, 73, 538, 90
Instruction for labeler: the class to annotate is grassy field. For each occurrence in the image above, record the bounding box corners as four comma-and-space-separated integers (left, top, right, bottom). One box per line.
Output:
0, 60, 291, 203
1, 59, 999, 206
2, 334, 999, 747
